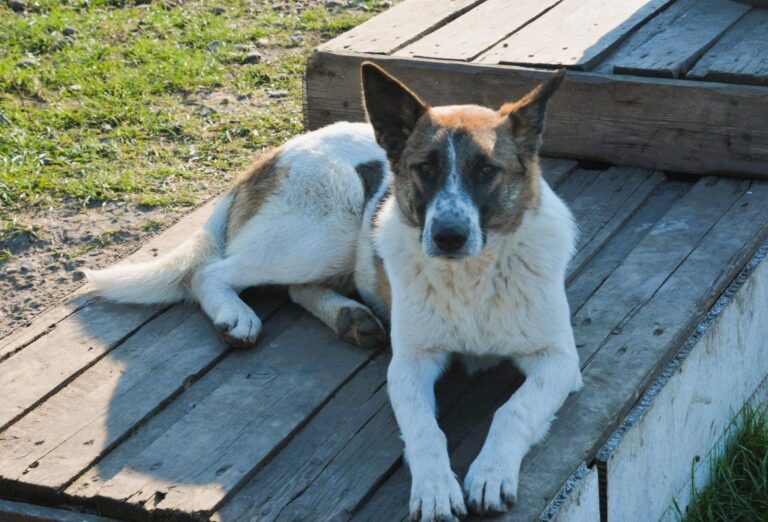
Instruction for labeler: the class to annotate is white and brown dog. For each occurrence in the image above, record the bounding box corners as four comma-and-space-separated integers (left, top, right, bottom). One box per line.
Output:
85, 63, 582, 520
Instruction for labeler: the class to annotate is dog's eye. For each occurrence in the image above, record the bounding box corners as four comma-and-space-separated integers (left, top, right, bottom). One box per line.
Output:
479, 164, 500, 180
415, 162, 434, 175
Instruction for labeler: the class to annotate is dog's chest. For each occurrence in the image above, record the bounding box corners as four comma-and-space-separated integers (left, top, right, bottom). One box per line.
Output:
397, 252, 547, 356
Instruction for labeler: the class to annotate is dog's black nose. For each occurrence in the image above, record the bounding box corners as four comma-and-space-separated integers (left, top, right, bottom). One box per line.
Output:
432, 223, 468, 254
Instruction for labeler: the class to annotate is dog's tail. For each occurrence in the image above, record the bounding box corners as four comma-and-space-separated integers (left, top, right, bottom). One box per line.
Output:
82, 194, 232, 305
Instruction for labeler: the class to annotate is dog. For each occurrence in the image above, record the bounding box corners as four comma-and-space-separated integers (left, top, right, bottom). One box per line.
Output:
84, 63, 582, 520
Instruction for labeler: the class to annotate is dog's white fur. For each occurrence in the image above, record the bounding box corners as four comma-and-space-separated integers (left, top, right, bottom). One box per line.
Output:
86, 71, 582, 521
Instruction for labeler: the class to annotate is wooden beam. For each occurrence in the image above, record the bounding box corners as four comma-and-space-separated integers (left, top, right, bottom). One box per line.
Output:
305, 51, 768, 177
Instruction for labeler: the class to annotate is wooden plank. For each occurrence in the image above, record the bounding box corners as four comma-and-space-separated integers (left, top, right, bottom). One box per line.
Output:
393, 0, 559, 62
317, 0, 485, 55
0, 300, 165, 432
540, 158, 577, 189
476, 0, 675, 69
66, 306, 376, 519
567, 167, 661, 255
305, 51, 768, 177
614, 0, 750, 76
600, 244, 768, 521
567, 178, 692, 309
688, 9, 768, 85
571, 177, 748, 366
0, 198, 218, 365
596, 0, 749, 78
0, 296, 284, 503
0, 498, 113, 522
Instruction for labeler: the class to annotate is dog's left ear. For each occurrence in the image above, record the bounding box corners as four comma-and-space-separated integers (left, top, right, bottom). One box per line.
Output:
500, 69, 565, 156
361, 62, 428, 165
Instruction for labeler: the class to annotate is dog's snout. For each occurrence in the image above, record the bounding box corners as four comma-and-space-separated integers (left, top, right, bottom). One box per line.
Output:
432, 223, 469, 254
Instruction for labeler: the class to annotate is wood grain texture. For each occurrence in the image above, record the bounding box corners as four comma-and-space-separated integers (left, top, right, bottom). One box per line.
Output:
571, 177, 748, 366
476, 0, 675, 69
596, 0, 749, 78
567, 178, 691, 309
0, 300, 165, 432
318, 0, 485, 55
688, 9, 768, 85
540, 158, 578, 189
602, 242, 768, 521
394, 0, 559, 61
67, 306, 375, 519
305, 51, 768, 177
613, 0, 749, 78
0, 297, 283, 503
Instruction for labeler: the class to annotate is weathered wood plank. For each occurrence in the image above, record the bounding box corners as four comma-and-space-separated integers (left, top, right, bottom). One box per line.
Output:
0, 498, 113, 522
0, 296, 284, 503
572, 177, 748, 365
688, 9, 768, 85
596, 0, 749, 78
305, 51, 768, 177
0, 301, 165, 432
393, 0, 559, 62
476, 0, 675, 69
567, 167, 661, 256
567, 178, 691, 309
599, 243, 768, 521
317, 0, 485, 55
540, 158, 578, 189
614, 0, 749, 78
66, 306, 376, 519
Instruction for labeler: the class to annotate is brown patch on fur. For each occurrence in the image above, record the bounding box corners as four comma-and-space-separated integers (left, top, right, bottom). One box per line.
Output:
226, 148, 287, 241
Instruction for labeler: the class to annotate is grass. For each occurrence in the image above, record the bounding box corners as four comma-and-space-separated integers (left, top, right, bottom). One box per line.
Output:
682, 405, 768, 521
0, 0, 387, 231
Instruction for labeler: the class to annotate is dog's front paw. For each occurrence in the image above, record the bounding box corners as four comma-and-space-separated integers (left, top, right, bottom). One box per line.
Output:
464, 455, 519, 515
410, 472, 466, 522
337, 305, 387, 349
213, 303, 262, 348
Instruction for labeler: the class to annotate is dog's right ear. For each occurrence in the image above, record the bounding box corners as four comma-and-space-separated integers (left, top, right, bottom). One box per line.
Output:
361, 62, 427, 164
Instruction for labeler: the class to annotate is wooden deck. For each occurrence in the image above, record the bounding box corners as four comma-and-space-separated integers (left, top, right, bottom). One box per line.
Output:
305, 0, 768, 177
1, 159, 768, 521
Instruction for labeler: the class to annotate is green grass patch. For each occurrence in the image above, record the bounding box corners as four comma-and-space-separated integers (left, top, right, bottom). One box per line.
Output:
0, 0, 387, 219
682, 405, 768, 521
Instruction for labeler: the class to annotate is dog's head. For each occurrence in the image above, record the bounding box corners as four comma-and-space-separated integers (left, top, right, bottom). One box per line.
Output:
361, 62, 564, 259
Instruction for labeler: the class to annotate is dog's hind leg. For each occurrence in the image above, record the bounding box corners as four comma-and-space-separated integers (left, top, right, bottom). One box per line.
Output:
288, 284, 387, 349
190, 257, 265, 347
